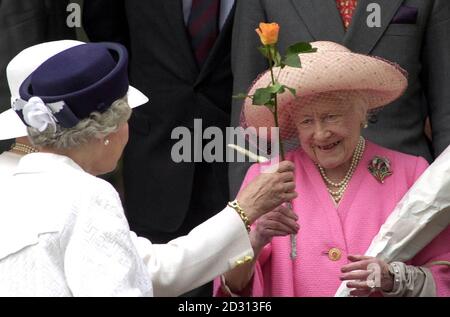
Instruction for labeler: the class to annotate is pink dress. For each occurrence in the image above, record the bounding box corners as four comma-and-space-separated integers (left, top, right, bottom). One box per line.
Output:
215, 141, 450, 296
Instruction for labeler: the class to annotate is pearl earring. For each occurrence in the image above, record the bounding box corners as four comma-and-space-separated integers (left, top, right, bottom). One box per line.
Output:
104, 139, 110, 146
361, 121, 368, 129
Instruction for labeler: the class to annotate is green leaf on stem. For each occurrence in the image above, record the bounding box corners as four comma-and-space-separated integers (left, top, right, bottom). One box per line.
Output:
265, 100, 276, 111
269, 83, 285, 94
273, 51, 282, 67
258, 46, 270, 59
286, 42, 317, 55
285, 86, 297, 97
253, 87, 273, 105
284, 54, 302, 68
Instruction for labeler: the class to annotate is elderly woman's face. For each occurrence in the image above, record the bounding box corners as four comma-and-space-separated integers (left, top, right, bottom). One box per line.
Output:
294, 96, 364, 170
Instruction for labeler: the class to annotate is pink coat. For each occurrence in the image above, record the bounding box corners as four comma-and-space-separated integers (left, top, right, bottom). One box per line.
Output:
215, 141, 450, 296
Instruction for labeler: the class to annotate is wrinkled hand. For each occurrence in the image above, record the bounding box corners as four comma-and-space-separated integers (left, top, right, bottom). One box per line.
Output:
340, 255, 394, 296
237, 161, 297, 223
250, 206, 299, 253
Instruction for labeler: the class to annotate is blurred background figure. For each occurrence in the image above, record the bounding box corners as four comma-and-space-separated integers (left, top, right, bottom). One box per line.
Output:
83, 0, 235, 296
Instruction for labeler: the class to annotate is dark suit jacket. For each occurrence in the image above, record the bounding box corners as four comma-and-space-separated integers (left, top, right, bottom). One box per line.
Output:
83, 0, 233, 239
229, 0, 450, 197
0, 0, 75, 151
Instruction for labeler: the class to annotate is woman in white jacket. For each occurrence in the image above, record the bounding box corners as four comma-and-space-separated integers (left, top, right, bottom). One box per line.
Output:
0, 41, 298, 296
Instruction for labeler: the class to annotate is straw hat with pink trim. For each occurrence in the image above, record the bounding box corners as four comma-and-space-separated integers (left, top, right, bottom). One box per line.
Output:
241, 41, 408, 140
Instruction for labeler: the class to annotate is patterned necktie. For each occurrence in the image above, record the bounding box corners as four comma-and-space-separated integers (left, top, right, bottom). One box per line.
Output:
187, 0, 220, 68
336, 0, 358, 30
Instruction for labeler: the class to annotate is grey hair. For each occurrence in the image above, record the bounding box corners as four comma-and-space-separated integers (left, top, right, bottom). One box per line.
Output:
294, 90, 370, 121
327, 90, 370, 123
349, 91, 370, 122
28, 97, 131, 149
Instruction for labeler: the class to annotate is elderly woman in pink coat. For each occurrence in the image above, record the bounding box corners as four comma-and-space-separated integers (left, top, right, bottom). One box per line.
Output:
215, 42, 450, 297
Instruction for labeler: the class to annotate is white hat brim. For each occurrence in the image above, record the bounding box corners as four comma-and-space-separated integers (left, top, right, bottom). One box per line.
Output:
0, 109, 27, 140
128, 85, 149, 109
0, 85, 148, 140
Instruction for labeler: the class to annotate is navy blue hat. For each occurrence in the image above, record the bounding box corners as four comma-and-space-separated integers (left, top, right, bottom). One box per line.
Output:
16, 42, 145, 129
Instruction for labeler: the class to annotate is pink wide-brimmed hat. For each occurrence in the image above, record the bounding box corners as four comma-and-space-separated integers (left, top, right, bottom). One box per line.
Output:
242, 41, 408, 140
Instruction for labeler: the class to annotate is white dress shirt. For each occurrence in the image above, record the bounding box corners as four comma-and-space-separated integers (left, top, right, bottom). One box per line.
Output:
0, 153, 252, 296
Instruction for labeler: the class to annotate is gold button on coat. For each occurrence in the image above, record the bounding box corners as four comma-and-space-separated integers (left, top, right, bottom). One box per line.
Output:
328, 248, 342, 261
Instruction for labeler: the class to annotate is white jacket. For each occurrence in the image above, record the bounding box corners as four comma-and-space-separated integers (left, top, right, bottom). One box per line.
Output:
0, 153, 253, 296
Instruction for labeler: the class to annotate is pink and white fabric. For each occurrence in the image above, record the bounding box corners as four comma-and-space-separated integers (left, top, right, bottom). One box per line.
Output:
215, 141, 450, 296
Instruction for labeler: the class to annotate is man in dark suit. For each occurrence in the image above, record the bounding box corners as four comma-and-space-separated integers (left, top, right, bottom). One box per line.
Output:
83, 0, 235, 296
229, 0, 450, 197
0, 0, 75, 152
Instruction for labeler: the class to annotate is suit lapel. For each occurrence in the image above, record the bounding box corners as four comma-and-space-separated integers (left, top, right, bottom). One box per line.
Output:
290, 0, 345, 43
162, 0, 198, 79
195, 4, 235, 85
344, 0, 404, 54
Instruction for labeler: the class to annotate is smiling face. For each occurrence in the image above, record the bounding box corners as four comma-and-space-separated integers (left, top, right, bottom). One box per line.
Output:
293, 92, 367, 171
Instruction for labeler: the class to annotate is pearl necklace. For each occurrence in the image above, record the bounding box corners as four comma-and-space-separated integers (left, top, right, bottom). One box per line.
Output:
10, 142, 38, 155
317, 137, 365, 203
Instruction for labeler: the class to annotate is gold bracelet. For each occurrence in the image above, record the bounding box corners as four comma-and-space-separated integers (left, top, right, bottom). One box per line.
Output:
228, 200, 251, 232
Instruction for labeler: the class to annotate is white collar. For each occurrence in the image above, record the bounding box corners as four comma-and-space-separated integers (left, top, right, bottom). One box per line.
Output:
14, 152, 84, 175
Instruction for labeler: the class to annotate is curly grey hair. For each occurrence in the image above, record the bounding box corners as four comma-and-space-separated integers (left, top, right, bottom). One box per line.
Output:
294, 90, 370, 123
28, 97, 131, 149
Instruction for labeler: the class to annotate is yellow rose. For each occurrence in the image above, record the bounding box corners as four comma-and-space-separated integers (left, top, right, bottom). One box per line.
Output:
255, 22, 280, 45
